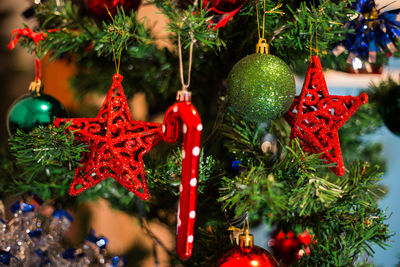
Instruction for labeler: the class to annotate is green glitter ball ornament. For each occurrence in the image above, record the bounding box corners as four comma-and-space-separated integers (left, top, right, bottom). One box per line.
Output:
227, 53, 296, 123
7, 93, 67, 136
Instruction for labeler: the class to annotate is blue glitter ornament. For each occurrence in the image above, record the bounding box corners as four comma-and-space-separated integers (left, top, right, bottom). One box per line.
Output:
333, 0, 400, 63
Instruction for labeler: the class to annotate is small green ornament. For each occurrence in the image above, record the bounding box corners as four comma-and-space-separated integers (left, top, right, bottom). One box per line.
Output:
7, 93, 67, 136
227, 53, 296, 123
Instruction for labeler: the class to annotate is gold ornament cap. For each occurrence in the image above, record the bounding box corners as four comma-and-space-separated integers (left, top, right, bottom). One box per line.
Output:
256, 38, 269, 54
239, 228, 254, 252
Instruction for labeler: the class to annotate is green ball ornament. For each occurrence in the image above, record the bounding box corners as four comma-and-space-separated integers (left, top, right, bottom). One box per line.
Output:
7, 93, 67, 136
227, 53, 296, 123
379, 85, 400, 136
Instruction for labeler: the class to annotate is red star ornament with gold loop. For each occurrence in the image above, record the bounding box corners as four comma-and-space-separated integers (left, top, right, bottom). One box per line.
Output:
284, 55, 368, 176
54, 74, 163, 200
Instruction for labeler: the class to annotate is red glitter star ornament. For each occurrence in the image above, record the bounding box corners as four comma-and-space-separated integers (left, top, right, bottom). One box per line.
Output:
284, 55, 368, 176
54, 74, 163, 200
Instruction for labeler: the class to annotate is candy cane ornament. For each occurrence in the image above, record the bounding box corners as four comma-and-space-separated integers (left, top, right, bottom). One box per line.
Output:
163, 100, 202, 260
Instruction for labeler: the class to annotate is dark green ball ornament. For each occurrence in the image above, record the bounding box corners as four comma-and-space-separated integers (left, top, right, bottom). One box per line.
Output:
7, 93, 67, 136
227, 52, 296, 123
379, 85, 400, 136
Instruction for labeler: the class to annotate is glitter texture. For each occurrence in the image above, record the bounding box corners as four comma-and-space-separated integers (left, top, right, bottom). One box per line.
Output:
284, 56, 368, 176
55, 74, 163, 201
227, 53, 296, 123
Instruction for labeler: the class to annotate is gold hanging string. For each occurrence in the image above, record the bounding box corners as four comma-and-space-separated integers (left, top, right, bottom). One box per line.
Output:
177, 32, 196, 101
106, 5, 124, 75
308, 1, 333, 58
256, 1, 284, 54
262, 0, 266, 40
256, 5, 261, 40
309, 18, 319, 58
111, 42, 123, 75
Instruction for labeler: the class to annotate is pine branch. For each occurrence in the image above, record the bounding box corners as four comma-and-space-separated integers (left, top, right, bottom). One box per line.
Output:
7, 123, 87, 199
149, 0, 224, 48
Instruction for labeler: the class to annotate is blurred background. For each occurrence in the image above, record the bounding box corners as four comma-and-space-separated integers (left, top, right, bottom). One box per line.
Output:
1, 0, 400, 266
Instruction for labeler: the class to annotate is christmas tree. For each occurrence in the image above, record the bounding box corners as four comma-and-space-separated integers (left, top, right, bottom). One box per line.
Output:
1, 0, 398, 266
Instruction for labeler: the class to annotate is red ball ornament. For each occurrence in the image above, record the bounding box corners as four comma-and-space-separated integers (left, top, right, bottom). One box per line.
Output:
217, 230, 279, 267
84, 0, 141, 19
203, 0, 248, 13
269, 230, 312, 265
217, 246, 279, 267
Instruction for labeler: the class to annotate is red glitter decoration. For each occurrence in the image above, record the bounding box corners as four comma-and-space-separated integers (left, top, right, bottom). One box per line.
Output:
203, 0, 247, 29
55, 74, 203, 260
284, 55, 368, 176
54, 74, 162, 201
269, 230, 312, 264
217, 246, 279, 267
84, 0, 141, 19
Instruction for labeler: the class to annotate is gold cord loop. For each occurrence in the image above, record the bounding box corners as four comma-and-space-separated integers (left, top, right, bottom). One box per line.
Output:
177, 32, 196, 101
256, 1, 283, 54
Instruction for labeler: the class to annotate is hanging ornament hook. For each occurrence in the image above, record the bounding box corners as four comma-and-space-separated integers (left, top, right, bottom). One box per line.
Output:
256, 1, 283, 54
309, 20, 319, 58
106, 6, 124, 76
177, 31, 196, 101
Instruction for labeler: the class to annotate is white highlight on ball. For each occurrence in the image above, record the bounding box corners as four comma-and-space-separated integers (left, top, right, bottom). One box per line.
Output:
173, 106, 178, 112
162, 125, 166, 133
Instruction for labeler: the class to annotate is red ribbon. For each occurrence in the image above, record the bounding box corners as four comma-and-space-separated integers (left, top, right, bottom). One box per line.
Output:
8, 27, 48, 81
8, 27, 47, 51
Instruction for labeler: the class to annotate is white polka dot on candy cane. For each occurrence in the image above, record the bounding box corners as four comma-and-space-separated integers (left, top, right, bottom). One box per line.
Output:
189, 211, 196, 219
182, 150, 186, 159
190, 178, 197, 187
183, 124, 187, 133
188, 235, 194, 243
192, 146, 200, 156
173, 106, 178, 112
197, 124, 203, 131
